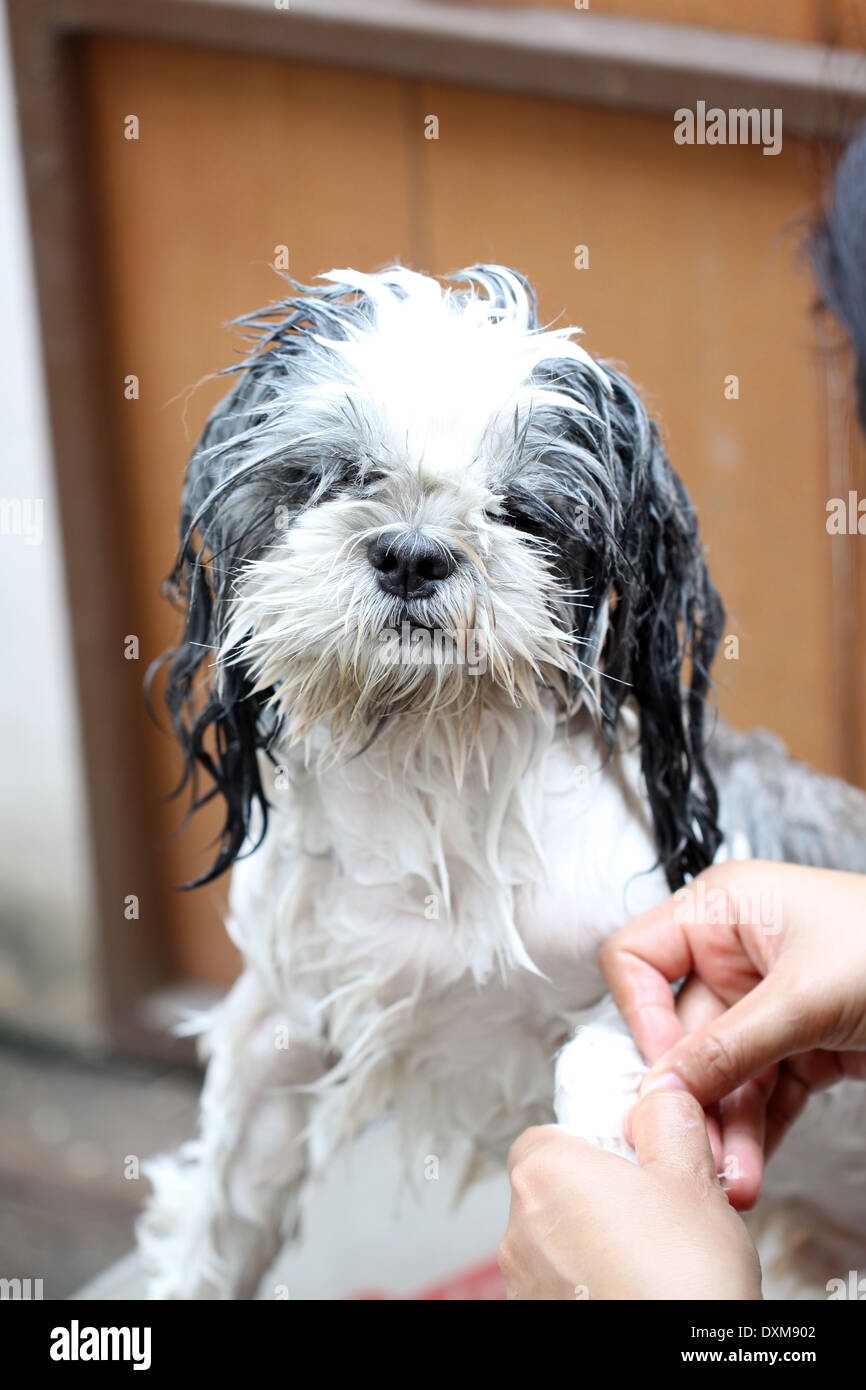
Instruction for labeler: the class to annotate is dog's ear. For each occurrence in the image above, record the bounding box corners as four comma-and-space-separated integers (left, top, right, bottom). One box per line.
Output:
152, 277, 382, 884
152, 369, 282, 888
594, 375, 725, 889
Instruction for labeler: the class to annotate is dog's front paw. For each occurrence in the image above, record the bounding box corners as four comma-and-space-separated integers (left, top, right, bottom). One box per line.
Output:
138, 1150, 229, 1300
554, 997, 646, 1160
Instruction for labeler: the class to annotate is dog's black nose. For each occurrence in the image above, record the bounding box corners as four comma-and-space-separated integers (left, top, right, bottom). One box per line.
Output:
367, 530, 455, 599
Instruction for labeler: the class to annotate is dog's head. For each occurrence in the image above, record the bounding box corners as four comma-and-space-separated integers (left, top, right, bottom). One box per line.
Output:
162, 265, 723, 888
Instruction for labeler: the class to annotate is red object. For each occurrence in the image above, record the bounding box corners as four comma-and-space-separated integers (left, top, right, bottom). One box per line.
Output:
350, 1257, 507, 1301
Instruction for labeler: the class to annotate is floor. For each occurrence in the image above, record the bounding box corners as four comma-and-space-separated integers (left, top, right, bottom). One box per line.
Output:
0, 1038, 198, 1299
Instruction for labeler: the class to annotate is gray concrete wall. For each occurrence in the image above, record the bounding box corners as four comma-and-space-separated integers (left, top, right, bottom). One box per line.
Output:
0, 9, 99, 1047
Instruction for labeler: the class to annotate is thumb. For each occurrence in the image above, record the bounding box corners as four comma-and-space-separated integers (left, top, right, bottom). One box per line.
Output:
640, 973, 810, 1107
631, 1088, 718, 1185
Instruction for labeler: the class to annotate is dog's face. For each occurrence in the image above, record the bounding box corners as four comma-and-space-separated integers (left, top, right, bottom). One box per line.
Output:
162, 266, 724, 890
219, 269, 614, 746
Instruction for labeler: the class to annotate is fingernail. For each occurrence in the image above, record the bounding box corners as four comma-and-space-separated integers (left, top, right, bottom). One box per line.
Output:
639, 1070, 688, 1098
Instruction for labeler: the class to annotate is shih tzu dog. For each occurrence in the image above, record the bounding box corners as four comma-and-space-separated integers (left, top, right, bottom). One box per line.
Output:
140, 260, 866, 1300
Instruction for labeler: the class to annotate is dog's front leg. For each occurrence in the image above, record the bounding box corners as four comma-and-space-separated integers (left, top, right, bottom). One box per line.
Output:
139, 970, 326, 1300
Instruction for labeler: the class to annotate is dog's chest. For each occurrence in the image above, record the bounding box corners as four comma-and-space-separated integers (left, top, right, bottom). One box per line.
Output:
232, 711, 668, 1031
227, 713, 671, 1146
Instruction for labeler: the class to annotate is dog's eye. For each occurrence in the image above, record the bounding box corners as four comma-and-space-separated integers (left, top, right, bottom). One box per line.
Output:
357, 466, 386, 490
496, 504, 548, 541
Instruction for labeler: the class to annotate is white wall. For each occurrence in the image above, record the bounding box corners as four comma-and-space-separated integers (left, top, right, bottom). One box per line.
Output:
0, 9, 99, 1045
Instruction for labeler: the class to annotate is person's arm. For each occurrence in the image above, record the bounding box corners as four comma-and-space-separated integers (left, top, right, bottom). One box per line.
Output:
599, 860, 866, 1209
499, 1089, 762, 1300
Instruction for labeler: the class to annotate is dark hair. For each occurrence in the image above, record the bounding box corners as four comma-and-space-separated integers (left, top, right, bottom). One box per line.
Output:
811, 121, 866, 433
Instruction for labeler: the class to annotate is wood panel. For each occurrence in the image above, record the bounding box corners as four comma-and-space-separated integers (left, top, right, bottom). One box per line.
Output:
823, 0, 866, 46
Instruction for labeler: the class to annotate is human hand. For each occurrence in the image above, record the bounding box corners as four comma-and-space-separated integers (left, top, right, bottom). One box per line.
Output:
599, 861, 866, 1210
499, 1089, 762, 1300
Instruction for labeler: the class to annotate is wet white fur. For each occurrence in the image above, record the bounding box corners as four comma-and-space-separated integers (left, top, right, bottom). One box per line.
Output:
140, 267, 866, 1300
